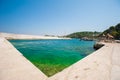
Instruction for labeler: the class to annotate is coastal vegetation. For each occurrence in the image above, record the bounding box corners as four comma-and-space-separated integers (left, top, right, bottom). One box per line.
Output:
66, 23, 120, 40
66, 31, 101, 39
99, 23, 120, 40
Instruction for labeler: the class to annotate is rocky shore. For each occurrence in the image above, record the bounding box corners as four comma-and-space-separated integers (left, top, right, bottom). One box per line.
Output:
93, 42, 104, 50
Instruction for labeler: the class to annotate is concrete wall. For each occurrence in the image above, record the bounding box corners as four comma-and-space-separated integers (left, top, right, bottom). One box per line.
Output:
0, 35, 120, 80
0, 37, 47, 80
47, 43, 120, 80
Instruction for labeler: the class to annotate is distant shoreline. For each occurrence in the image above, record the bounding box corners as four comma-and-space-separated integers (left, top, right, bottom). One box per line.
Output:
0, 32, 71, 40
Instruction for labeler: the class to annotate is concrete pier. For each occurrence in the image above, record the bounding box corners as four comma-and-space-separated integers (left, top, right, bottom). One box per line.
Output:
0, 34, 120, 80
0, 38, 47, 80
47, 43, 120, 80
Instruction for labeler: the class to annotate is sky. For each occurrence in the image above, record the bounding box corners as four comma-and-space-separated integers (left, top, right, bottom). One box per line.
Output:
0, 0, 120, 36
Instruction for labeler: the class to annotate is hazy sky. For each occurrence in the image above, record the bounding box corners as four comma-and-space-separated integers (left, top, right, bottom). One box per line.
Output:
0, 0, 120, 35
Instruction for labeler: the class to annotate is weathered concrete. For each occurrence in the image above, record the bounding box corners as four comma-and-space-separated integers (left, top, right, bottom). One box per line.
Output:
111, 43, 120, 80
47, 43, 120, 80
0, 37, 47, 80
0, 33, 120, 80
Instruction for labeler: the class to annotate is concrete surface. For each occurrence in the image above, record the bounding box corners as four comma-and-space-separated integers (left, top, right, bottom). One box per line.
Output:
0, 33, 120, 80
47, 43, 120, 80
0, 38, 47, 80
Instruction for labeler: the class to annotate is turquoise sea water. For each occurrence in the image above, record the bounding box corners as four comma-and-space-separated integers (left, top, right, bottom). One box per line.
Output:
9, 39, 95, 76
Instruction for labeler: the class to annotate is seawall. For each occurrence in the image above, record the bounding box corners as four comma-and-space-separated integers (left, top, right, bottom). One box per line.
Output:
0, 37, 47, 80
0, 35, 120, 80
47, 43, 120, 80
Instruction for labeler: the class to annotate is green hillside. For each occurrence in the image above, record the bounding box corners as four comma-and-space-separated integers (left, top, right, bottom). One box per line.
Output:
66, 31, 101, 38
99, 23, 120, 39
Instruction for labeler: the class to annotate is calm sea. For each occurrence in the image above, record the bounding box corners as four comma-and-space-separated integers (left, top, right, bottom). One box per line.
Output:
9, 39, 95, 76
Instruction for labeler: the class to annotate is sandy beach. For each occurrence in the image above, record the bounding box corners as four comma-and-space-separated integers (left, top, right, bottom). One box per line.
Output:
0, 32, 70, 40
0, 33, 120, 80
